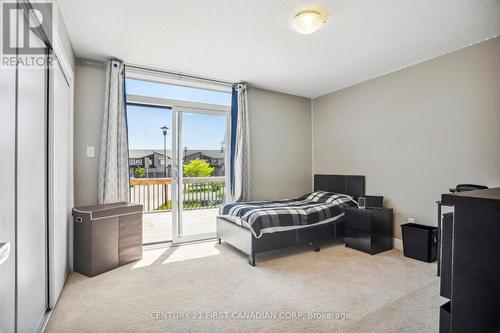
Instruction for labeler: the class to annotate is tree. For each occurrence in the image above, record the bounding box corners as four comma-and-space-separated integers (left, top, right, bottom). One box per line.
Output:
134, 166, 145, 178
184, 159, 214, 177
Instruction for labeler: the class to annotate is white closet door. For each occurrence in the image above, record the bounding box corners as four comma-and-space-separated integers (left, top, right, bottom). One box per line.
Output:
50, 56, 72, 304
16, 42, 49, 332
0, 49, 17, 333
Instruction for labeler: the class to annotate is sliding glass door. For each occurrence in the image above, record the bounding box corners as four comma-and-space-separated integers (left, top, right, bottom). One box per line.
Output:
127, 104, 174, 244
126, 75, 231, 245
172, 108, 229, 243
127, 101, 229, 244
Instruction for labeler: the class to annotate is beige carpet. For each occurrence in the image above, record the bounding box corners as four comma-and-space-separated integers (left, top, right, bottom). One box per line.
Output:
46, 241, 442, 333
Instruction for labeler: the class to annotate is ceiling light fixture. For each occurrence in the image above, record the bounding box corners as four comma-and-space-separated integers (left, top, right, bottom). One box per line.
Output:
292, 10, 326, 34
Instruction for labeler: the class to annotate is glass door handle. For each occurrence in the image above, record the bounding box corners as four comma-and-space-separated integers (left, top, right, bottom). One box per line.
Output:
0, 242, 11, 266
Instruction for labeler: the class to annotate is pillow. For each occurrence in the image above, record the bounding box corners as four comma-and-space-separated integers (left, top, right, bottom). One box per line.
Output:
300, 191, 355, 204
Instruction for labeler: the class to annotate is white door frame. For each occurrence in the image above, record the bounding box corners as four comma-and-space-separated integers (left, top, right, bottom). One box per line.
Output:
126, 95, 231, 244
171, 106, 230, 244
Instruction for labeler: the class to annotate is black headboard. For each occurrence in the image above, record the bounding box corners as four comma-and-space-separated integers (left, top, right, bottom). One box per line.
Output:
314, 174, 365, 199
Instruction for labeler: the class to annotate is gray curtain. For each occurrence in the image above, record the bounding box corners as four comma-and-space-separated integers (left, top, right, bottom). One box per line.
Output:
97, 59, 129, 204
232, 83, 251, 201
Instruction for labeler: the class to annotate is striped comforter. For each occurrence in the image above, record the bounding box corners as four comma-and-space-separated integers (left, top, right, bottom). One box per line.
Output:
218, 192, 358, 238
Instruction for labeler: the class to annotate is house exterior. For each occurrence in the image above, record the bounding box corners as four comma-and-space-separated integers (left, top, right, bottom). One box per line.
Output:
129, 149, 224, 178
183, 149, 225, 176
128, 150, 172, 178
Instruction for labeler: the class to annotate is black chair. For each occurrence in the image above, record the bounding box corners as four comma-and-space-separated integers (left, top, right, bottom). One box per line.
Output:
450, 184, 488, 193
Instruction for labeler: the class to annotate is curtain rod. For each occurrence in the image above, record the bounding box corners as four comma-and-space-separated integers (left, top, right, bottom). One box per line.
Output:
77, 58, 106, 68
76, 57, 238, 87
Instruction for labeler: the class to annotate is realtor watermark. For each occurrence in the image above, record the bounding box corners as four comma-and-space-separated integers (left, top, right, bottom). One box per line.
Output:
1, 1, 53, 67
150, 311, 351, 321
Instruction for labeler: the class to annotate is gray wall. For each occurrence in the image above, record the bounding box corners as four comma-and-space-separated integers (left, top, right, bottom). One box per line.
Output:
74, 65, 105, 206
313, 37, 500, 239
73, 68, 312, 205
54, 4, 75, 71
248, 87, 312, 200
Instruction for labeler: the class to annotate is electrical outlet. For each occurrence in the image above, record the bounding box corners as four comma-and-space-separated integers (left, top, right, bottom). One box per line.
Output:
86, 146, 95, 158
408, 217, 415, 223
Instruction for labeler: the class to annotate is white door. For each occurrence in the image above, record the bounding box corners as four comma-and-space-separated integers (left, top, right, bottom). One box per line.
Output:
49, 55, 72, 305
126, 104, 174, 244
0, 40, 17, 333
172, 107, 230, 243
16, 33, 49, 333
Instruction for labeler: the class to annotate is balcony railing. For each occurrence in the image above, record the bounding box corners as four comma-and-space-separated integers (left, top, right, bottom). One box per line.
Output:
129, 177, 226, 212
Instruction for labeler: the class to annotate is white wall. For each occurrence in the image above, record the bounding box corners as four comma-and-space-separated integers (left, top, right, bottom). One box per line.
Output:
313, 37, 500, 239
74, 64, 105, 206
248, 87, 312, 200
73, 69, 312, 205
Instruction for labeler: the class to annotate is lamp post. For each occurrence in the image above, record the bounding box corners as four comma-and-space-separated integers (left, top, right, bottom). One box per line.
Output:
161, 125, 169, 207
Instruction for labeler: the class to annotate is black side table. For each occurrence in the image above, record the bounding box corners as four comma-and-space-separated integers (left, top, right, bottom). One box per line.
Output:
344, 207, 394, 255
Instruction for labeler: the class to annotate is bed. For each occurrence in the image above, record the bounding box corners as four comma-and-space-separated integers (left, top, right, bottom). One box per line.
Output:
216, 174, 366, 266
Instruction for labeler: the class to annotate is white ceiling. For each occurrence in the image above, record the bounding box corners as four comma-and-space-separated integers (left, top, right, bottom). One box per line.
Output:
59, 0, 500, 98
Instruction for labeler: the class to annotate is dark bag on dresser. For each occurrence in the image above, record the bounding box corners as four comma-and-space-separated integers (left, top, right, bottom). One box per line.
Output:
72, 202, 143, 277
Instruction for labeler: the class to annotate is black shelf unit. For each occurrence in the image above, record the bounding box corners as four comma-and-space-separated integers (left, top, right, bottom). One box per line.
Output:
439, 188, 500, 333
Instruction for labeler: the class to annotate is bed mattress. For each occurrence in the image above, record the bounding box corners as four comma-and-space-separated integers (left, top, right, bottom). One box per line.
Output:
218, 191, 357, 238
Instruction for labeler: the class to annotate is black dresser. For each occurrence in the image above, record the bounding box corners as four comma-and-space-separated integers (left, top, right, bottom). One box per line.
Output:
344, 207, 393, 255
439, 188, 500, 333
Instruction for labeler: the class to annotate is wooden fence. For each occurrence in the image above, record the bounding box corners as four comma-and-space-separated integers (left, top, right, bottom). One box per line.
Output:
129, 177, 226, 212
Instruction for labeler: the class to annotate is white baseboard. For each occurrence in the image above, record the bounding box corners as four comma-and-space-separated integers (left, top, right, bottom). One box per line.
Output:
393, 238, 403, 250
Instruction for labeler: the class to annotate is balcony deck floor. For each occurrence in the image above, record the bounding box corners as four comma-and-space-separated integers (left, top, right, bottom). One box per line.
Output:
142, 207, 219, 243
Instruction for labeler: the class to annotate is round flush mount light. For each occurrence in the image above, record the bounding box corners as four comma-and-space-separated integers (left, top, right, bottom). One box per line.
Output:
292, 10, 326, 34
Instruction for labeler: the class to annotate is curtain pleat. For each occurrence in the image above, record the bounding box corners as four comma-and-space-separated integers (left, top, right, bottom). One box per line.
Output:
98, 59, 129, 204
231, 84, 250, 202
229, 86, 238, 194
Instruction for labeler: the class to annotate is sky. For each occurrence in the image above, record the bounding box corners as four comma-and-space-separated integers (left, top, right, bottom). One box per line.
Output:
126, 79, 230, 150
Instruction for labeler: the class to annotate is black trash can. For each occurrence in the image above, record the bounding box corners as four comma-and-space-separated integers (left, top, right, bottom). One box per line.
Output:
401, 223, 438, 262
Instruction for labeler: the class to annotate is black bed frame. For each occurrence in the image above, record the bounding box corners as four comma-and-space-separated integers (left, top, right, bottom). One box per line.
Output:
216, 174, 366, 266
